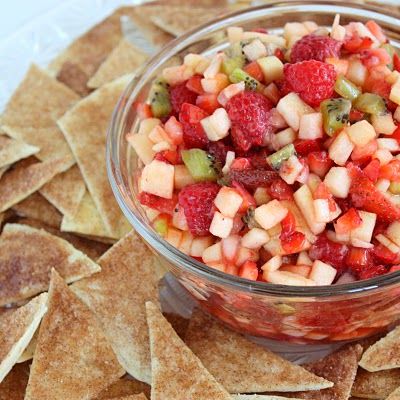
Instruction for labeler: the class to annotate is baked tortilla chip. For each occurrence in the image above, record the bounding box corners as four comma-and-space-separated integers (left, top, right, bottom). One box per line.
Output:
0, 135, 38, 169
360, 325, 400, 372
185, 309, 333, 393
117, 395, 148, 400
233, 397, 306, 400
351, 368, 400, 399
0, 223, 100, 306
72, 230, 159, 384
88, 39, 148, 89
95, 375, 151, 399
0, 361, 30, 400
39, 165, 86, 218
1, 64, 78, 163
56, 61, 92, 97
17, 330, 38, 363
25, 270, 124, 400
12, 192, 62, 228
388, 387, 400, 400
58, 75, 132, 236
0, 293, 47, 382
0, 156, 71, 213
146, 301, 232, 400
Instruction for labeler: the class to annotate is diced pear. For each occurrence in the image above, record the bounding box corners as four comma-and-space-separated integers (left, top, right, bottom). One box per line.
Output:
346, 59, 367, 87
241, 228, 270, 249
261, 255, 282, 280
165, 228, 183, 248
138, 118, 161, 135
313, 199, 331, 223
375, 234, 400, 254
297, 251, 313, 266
276, 93, 314, 131
267, 270, 316, 286
372, 113, 397, 135
254, 187, 271, 206
174, 165, 196, 189
390, 78, 400, 105
179, 231, 194, 255
377, 138, 399, 152
386, 221, 400, 247
141, 159, 175, 199
309, 260, 337, 285
328, 131, 354, 166
202, 241, 223, 264
346, 120, 376, 147
214, 187, 243, 218
299, 113, 324, 140
350, 211, 377, 243
227, 26, 244, 43
190, 236, 214, 257
209, 212, 234, 238
257, 56, 284, 84
374, 149, 393, 165
126, 133, 155, 165
243, 39, 267, 61
254, 200, 288, 230
272, 127, 296, 150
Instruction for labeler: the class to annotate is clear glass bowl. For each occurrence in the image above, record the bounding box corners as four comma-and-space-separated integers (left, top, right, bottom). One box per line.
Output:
108, 0, 400, 344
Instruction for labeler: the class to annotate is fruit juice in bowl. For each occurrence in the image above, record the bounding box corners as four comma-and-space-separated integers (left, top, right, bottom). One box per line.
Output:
108, 1, 400, 344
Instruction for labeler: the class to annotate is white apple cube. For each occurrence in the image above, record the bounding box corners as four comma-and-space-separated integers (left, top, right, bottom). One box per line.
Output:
254, 200, 288, 230
313, 199, 331, 223
374, 149, 394, 165
236, 246, 259, 266
242, 31, 286, 47
329, 131, 355, 166
272, 127, 296, 150
162, 65, 194, 86
281, 264, 312, 278
375, 178, 390, 193
346, 59, 368, 86
297, 251, 313, 266
174, 165, 196, 189
138, 118, 161, 135
351, 238, 374, 249
241, 228, 270, 249
172, 205, 188, 231
201, 108, 231, 142
267, 270, 316, 286
390, 79, 400, 105
227, 26, 244, 43
283, 22, 309, 41
141, 159, 175, 199
218, 82, 245, 106
372, 113, 397, 135
152, 140, 173, 152
324, 167, 351, 198
190, 236, 214, 257
386, 221, 400, 247
376, 234, 400, 254
254, 187, 271, 206
377, 138, 399, 152
203, 53, 224, 79
350, 211, 377, 243
346, 120, 376, 147
165, 227, 183, 248
126, 133, 155, 165
261, 255, 282, 280
209, 212, 234, 238
222, 150, 235, 174
257, 56, 284, 84
307, 173, 322, 194
243, 39, 267, 61
221, 234, 241, 262
299, 113, 324, 140
214, 187, 243, 218
184, 53, 210, 74
179, 231, 194, 255
148, 125, 170, 144
279, 155, 304, 185
277, 93, 315, 131
309, 260, 337, 285
202, 241, 223, 264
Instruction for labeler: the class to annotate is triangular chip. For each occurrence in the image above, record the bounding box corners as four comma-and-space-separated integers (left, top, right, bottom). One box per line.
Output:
360, 325, 400, 371
279, 344, 363, 400
185, 309, 333, 393
0, 223, 100, 306
233, 397, 307, 400
113, 395, 148, 400
388, 387, 400, 400
0, 293, 47, 383
17, 330, 38, 363
0, 156, 71, 213
12, 192, 62, 228
352, 368, 400, 399
1, 64, 79, 163
0, 135, 38, 169
58, 75, 132, 236
39, 165, 86, 218
96, 375, 151, 399
0, 361, 30, 400
146, 301, 232, 400
88, 39, 148, 89
25, 270, 124, 400
72, 230, 159, 384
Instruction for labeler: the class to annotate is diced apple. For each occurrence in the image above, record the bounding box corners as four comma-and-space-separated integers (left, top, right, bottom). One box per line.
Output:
261, 255, 282, 280
236, 246, 259, 266
281, 264, 311, 278
152, 140, 173, 152
376, 233, 400, 254
346, 120, 376, 147
214, 187, 243, 218
283, 22, 309, 41
386, 221, 400, 247
372, 113, 396, 135
143, 206, 160, 222
254, 200, 288, 230
222, 150, 235, 174
221, 235, 241, 263
326, 57, 349, 76
351, 238, 374, 249
201, 108, 231, 141
243, 39, 267, 61
293, 185, 326, 235
138, 118, 161, 135
162, 65, 194, 86
179, 231, 194, 255
141, 159, 175, 199
346, 59, 367, 86
331, 14, 346, 41
375, 178, 390, 193
297, 251, 313, 266
329, 131, 354, 166
172, 205, 188, 231
242, 31, 286, 47
227, 26, 244, 43
203, 53, 224, 79
336, 272, 356, 284
241, 228, 270, 249
207, 262, 226, 272
202, 241, 223, 264
165, 227, 183, 248
126, 132, 155, 165
374, 149, 393, 165
184, 53, 210, 74
307, 173, 322, 194
276, 93, 315, 131
330, 229, 350, 244
263, 237, 284, 256
313, 199, 331, 223
309, 260, 337, 285
148, 125, 171, 144
350, 211, 377, 243
387, 71, 400, 85
190, 236, 214, 257
304, 21, 318, 33
201, 73, 229, 94
377, 138, 399, 152
272, 127, 296, 150
299, 113, 323, 140
279, 155, 304, 184
257, 56, 284, 84
390, 78, 400, 105
267, 270, 316, 286
174, 165, 196, 189
209, 212, 233, 238
254, 187, 271, 206
217, 82, 245, 106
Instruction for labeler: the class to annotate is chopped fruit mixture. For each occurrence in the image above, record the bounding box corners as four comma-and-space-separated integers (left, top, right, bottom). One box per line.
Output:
128, 15, 400, 286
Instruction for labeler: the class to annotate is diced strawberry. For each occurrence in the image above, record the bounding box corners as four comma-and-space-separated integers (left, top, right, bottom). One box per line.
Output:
351, 139, 378, 162
392, 125, 400, 143
380, 159, 400, 181
281, 231, 306, 254
314, 183, 336, 212
343, 34, 373, 53
366, 20, 387, 43
348, 163, 400, 222
138, 192, 178, 214
243, 61, 265, 82
274, 48, 285, 62
186, 75, 205, 95
280, 211, 296, 238
336, 208, 363, 234
178, 182, 220, 236
238, 261, 259, 281
155, 150, 181, 165
308, 151, 333, 178
179, 103, 209, 149
358, 264, 388, 280
346, 247, 373, 273
294, 139, 323, 156
135, 102, 153, 119
196, 93, 220, 114
230, 158, 252, 171
360, 48, 392, 69
363, 159, 380, 183
373, 243, 398, 264
228, 168, 278, 190
231, 181, 256, 213
267, 179, 293, 200
394, 53, 400, 72
170, 82, 198, 115
364, 71, 397, 112
390, 265, 400, 273
349, 109, 365, 123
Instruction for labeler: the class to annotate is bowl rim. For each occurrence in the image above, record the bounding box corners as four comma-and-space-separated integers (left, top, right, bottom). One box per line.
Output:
107, 0, 400, 298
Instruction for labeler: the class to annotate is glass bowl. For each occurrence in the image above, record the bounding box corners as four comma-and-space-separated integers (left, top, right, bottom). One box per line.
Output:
108, 0, 400, 344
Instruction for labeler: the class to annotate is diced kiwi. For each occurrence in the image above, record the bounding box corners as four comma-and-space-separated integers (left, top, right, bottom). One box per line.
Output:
149, 78, 172, 118
153, 218, 169, 236
222, 57, 245, 76
354, 93, 386, 115
229, 68, 260, 91
390, 181, 400, 195
321, 98, 352, 136
267, 144, 295, 170
181, 149, 218, 182
334, 75, 361, 101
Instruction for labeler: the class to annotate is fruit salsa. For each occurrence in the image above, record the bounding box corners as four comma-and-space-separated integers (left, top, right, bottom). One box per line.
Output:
128, 15, 400, 287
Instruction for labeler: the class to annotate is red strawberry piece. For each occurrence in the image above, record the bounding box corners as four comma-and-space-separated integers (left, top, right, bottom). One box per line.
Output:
373, 243, 397, 264
228, 168, 278, 190
307, 151, 333, 178
281, 231, 306, 254
294, 139, 323, 156
309, 234, 349, 272
186, 75, 205, 95
274, 48, 285, 62
343, 34, 373, 53
283, 60, 337, 107
243, 61, 265, 82
346, 247, 373, 274
394, 53, 400, 72
348, 163, 400, 222
231, 181, 256, 213
392, 125, 400, 143
379, 159, 400, 181
336, 208, 362, 234
178, 182, 220, 236
196, 93, 220, 114
230, 158, 252, 171
138, 192, 178, 214
154, 150, 181, 165
349, 108, 365, 123
267, 179, 293, 200
291, 34, 342, 63
226, 91, 273, 152
238, 261, 259, 281
170, 82, 197, 115
280, 211, 296, 239
358, 264, 387, 280
179, 103, 209, 149
207, 141, 233, 167
136, 102, 153, 119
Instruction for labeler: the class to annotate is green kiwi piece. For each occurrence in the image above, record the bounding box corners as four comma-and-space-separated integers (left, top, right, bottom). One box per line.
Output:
149, 78, 172, 118
354, 93, 386, 115
229, 68, 260, 91
181, 149, 218, 182
267, 144, 296, 170
321, 98, 352, 136
334, 75, 361, 101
